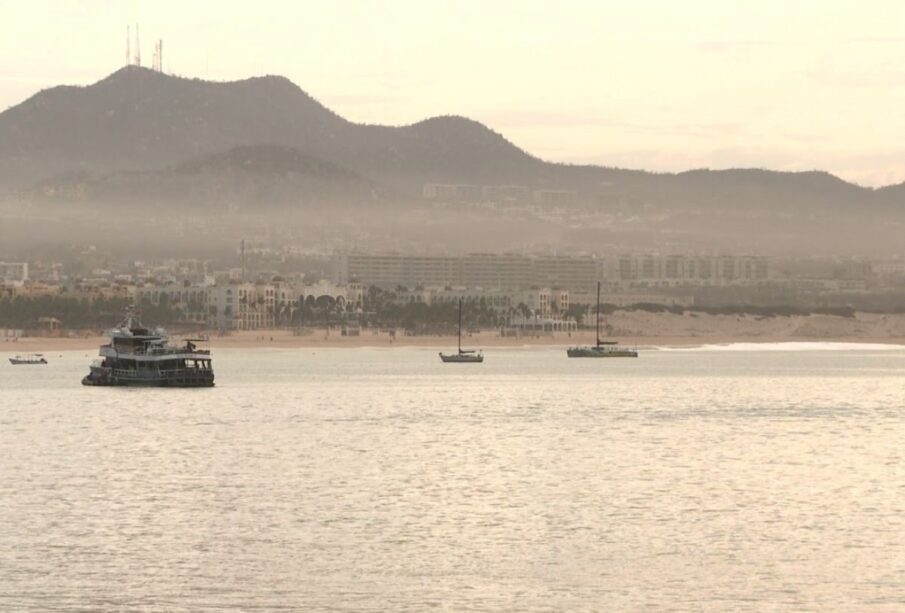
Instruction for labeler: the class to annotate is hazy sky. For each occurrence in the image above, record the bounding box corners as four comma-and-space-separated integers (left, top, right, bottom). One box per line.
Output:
2, 0, 904, 186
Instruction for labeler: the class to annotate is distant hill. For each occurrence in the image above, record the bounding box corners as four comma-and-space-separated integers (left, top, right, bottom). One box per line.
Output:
876, 182, 905, 207
31, 144, 387, 207
640, 168, 871, 215
0, 66, 902, 225
0, 66, 541, 192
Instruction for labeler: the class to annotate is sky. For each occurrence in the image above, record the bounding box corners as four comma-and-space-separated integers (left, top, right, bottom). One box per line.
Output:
1, 0, 904, 187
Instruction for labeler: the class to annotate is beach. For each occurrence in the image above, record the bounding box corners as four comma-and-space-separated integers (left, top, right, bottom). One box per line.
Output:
5, 311, 905, 352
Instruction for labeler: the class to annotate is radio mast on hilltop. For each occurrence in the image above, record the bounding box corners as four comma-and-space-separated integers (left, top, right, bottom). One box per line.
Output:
152, 39, 163, 72
135, 23, 141, 67
125, 25, 163, 72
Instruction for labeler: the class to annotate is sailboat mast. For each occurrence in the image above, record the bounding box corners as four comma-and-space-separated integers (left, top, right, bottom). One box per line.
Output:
596, 281, 601, 347
458, 299, 462, 352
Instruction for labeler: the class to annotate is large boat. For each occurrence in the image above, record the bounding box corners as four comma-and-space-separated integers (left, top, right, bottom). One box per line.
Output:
440, 299, 484, 363
9, 354, 47, 365
82, 307, 214, 387
567, 282, 638, 358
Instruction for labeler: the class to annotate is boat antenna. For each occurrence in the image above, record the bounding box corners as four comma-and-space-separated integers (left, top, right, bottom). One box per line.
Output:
122, 304, 134, 330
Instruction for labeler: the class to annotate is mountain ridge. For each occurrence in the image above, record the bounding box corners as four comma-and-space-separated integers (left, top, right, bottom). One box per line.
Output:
0, 66, 901, 219
0, 66, 543, 191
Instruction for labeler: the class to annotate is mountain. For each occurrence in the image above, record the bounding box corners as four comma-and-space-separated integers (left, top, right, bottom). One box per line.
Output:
31, 144, 387, 207
0, 66, 541, 192
877, 181, 905, 207
1, 66, 903, 242
642, 168, 871, 215
0, 67, 344, 185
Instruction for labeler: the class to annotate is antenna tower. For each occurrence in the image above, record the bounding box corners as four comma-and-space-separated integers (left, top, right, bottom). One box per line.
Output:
126, 25, 131, 66
135, 23, 141, 67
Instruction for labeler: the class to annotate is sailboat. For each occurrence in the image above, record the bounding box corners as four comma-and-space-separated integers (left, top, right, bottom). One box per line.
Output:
439, 299, 484, 363
567, 281, 638, 358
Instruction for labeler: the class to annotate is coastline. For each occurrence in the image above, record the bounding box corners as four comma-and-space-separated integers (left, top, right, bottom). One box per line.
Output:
4, 311, 905, 352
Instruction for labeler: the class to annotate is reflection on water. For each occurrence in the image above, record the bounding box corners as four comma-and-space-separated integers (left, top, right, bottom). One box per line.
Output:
1, 347, 904, 611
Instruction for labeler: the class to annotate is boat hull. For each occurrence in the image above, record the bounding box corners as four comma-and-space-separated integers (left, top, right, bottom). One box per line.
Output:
81, 366, 214, 387
567, 347, 638, 358
9, 358, 47, 365
439, 352, 484, 363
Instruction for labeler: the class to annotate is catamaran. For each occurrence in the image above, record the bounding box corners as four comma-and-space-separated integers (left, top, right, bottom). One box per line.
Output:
440, 299, 484, 363
567, 281, 638, 358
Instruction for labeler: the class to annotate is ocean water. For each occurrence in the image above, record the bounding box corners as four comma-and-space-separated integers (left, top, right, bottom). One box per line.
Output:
1, 345, 904, 612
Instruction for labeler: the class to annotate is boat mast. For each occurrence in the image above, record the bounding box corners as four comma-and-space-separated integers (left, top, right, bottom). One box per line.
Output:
458, 298, 462, 353
596, 281, 601, 347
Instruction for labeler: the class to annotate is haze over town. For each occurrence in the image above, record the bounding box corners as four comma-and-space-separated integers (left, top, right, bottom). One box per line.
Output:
1, 0, 904, 340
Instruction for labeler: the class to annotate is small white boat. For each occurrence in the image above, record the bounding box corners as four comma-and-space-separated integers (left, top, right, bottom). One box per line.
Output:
9, 354, 48, 365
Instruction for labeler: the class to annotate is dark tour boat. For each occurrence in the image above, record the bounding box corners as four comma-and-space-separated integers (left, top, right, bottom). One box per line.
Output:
82, 307, 214, 387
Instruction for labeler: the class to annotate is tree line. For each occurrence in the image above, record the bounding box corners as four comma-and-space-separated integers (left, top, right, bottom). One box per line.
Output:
0, 287, 874, 331
0, 295, 183, 329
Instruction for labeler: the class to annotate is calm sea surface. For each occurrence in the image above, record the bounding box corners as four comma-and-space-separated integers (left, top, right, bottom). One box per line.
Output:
1, 344, 904, 611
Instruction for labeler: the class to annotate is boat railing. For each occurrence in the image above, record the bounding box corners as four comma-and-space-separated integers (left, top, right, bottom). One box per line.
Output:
110, 366, 212, 377
107, 344, 211, 356
157, 367, 213, 376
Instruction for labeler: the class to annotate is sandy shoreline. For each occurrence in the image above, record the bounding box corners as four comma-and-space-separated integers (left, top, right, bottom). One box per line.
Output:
4, 311, 905, 352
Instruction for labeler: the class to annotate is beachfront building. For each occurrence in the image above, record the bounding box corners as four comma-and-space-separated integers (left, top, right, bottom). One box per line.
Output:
511, 287, 569, 317
611, 254, 770, 287
504, 315, 578, 334
570, 289, 694, 308
72, 281, 135, 301
136, 282, 210, 323
335, 251, 772, 293
333, 253, 460, 288
428, 287, 516, 312
201, 280, 365, 331
0, 281, 63, 299
334, 253, 598, 291
388, 286, 569, 319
